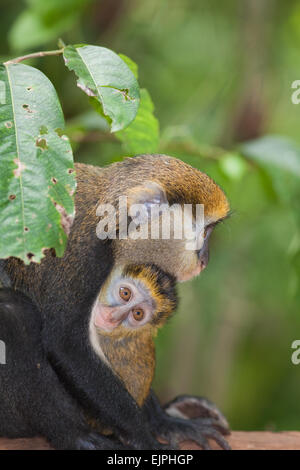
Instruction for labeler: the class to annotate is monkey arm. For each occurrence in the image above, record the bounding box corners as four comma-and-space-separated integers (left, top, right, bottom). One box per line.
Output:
25, 235, 166, 449
0, 288, 132, 450
44, 317, 166, 450
143, 390, 231, 450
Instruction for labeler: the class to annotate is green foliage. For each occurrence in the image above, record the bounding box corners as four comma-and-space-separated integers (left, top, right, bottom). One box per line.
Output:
63, 45, 140, 132
9, 0, 90, 52
240, 136, 300, 178
218, 153, 248, 181
240, 135, 300, 210
1, 0, 300, 432
0, 42, 158, 262
0, 63, 75, 263
118, 54, 139, 80
116, 89, 159, 154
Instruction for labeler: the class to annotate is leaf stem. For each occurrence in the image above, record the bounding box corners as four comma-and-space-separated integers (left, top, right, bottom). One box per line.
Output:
4, 49, 64, 65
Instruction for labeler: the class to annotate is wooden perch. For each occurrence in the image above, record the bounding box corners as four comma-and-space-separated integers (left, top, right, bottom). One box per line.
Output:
0, 432, 300, 450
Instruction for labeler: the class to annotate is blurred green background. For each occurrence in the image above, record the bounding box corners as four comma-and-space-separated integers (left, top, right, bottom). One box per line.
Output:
2, 0, 300, 431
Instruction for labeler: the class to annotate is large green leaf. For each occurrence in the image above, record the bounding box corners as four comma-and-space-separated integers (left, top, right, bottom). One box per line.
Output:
116, 88, 159, 154
63, 45, 140, 132
0, 63, 76, 263
118, 53, 139, 79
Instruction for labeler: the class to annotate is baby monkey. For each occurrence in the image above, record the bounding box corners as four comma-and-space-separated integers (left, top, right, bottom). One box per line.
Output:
90, 263, 230, 449
91, 263, 178, 408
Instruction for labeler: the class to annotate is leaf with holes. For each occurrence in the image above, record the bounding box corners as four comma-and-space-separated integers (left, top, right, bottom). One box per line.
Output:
63, 45, 140, 132
0, 63, 76, 263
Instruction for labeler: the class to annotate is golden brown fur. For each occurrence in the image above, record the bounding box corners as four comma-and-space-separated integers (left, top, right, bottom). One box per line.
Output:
6, 154, 229, 296
100, 329, 155, 407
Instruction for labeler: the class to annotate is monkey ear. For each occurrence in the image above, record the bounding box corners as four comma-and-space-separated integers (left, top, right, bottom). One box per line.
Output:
127, 181, 168, 216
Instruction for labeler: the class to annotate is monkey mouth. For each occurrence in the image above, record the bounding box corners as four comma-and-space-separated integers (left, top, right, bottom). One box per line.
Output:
95, 318, 120, 332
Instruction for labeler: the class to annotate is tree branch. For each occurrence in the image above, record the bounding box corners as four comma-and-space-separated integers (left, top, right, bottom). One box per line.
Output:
4, 49, 64, 65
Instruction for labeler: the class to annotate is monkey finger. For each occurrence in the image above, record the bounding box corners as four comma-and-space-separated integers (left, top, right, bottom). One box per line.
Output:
159, 418, 230, 451
164, 395, 230, 433
199, 428, 231, 451
190, 435, 211, 450
187, 426, 231, 450
193, 417, 231, 436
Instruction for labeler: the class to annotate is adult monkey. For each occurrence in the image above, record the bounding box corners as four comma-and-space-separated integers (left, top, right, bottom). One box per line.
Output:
1, 155, 230, 449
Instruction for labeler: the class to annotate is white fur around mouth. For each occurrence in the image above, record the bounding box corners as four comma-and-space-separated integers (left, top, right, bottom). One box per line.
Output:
177, 263, 203, 282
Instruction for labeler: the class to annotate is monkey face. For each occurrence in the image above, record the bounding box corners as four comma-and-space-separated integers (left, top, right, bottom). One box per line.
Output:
88, 264, 177, 406
98, 155, 230, 282
91, 264, 177, 335
113, 211, 225, 283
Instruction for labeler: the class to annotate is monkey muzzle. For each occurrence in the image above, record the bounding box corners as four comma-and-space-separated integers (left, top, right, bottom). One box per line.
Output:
93, 303, 127, 332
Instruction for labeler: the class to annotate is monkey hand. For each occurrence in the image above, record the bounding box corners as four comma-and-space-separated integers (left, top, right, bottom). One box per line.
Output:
159, 394, 230, 450
143, 393, 230, 450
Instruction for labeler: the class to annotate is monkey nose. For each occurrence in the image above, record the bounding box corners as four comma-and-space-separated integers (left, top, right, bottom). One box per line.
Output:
93, 304, 124, 331
102, 305, 128, 324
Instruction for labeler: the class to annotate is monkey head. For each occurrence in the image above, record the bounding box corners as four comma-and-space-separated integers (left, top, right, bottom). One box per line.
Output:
92, 155, 230, 282
89, 263, 177, 406
92, 263, 177, 334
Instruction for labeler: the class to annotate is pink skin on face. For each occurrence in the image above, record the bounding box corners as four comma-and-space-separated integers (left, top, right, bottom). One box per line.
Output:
93, 302, 126, 331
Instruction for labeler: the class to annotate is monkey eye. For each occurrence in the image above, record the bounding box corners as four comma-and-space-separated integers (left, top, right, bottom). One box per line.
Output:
131, 307, 145, 322
119, 286, 132, 302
